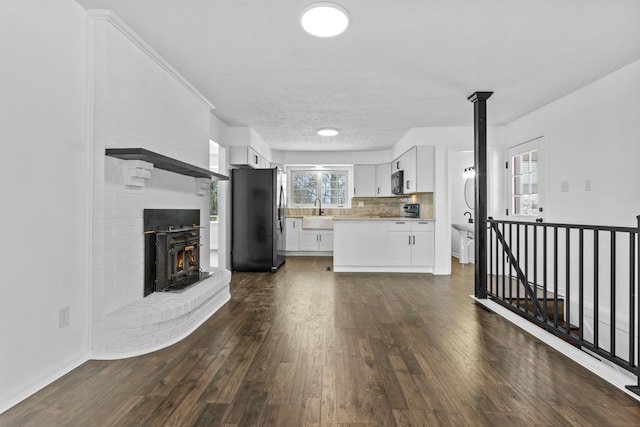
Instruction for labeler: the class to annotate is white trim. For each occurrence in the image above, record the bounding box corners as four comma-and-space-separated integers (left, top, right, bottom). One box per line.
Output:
84, 8, 97, 361
0, 354, 90, 415
86, 9, 215, 112
473, 296, 640, 402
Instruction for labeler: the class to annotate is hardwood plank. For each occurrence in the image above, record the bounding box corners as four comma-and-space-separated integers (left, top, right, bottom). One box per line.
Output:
320, 364, 338, 426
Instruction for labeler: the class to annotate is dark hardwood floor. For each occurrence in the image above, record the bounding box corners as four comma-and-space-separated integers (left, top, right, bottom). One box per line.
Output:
2, 257, 640, 426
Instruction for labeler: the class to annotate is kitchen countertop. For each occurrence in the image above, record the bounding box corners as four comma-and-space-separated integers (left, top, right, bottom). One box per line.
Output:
333, 217, 435, 221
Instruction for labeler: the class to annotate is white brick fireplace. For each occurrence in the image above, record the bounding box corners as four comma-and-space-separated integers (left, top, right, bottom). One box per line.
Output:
88, 11, 230, 359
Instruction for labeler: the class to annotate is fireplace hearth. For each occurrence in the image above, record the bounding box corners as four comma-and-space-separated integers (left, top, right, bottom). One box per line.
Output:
144, 209, 209, 296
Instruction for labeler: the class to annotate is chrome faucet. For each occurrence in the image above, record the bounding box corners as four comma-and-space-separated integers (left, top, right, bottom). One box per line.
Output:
464, 211, 473, 223
314, 198, 324, 216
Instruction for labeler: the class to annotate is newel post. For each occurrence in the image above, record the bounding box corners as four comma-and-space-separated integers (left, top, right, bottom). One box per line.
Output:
468, 91, 493, 299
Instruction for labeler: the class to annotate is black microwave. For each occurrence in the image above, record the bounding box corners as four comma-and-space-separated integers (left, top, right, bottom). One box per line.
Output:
392, 170, 404, 195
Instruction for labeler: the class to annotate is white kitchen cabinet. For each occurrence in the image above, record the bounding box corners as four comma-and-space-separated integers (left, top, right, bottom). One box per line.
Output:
411, 230, 435, 267
388, 220, 413, 266
410, 221, 435, 267
299, 229, 333, 252
229, 146, 269, 169
353, 165, 376, 197
391, 146, 435, 193
376, 163, 392, 197
389, 220, 435, 267
285, 217, 300, 251
333, 219, 434, 272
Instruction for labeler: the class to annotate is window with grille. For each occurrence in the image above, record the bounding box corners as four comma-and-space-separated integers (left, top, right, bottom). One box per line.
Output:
289, 168, 350, 208
511, 150, 539, 216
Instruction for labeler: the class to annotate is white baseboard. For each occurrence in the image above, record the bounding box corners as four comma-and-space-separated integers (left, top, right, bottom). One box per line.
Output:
0, 353, 90, 415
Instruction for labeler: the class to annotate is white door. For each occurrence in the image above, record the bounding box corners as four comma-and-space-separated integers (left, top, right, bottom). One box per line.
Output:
411, 231, 435, 267
389, 232, 411, 266
507, 136, 546, 221
505, 136, 547, 284
285, 218, 299, 251
299, 230, 319, 251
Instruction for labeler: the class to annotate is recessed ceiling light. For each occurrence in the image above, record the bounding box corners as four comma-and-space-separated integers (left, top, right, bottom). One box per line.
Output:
301, 2, 349, 38
317, 128, 339, 136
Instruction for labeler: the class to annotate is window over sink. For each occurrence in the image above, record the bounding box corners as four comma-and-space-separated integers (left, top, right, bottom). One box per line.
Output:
287, 166, 352, 208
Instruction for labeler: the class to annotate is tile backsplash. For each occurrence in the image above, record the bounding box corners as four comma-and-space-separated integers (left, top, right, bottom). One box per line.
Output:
286, 192, 434, 219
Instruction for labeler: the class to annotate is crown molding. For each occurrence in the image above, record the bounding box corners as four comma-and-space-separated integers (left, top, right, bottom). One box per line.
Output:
86, 9, 216, 112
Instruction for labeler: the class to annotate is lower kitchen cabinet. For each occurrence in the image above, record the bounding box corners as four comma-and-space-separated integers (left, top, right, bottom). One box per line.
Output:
333, 219, 434, 272
299, 229, 333, 252
389, 221, 434, 268
285, 217, 300, 251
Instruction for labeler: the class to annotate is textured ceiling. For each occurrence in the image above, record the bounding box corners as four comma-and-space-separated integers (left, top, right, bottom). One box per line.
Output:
77, 0, 640, 151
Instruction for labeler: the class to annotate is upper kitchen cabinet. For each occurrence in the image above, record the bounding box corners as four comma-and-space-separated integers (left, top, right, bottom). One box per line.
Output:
229, 146, 270, 169
354, 163, 392, 197
392, 146, 435, 193
376, 163, 392, 197
353, 165, 376, 197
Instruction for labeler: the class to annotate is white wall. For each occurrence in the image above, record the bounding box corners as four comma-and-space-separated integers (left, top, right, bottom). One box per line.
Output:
503, 59, 640, 227
449, 150, 474, 258
0, 0, 91, 412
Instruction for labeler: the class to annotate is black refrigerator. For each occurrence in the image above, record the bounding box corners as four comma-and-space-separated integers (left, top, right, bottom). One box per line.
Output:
231, 167, 286, 271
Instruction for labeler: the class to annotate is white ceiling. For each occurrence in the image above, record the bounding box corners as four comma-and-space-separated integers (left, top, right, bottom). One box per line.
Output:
77, 0, 640, 152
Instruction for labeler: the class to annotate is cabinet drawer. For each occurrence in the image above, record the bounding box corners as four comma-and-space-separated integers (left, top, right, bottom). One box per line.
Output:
388, 221, 412, 232
412, 221, 434, 232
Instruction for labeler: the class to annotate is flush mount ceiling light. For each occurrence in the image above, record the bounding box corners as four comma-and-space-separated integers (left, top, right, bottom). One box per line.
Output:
317, 128, 339, 136
301, 2, 349, 37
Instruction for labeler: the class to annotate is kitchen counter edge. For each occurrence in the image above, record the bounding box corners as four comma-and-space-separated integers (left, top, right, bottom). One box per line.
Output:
333, 217, 435, 222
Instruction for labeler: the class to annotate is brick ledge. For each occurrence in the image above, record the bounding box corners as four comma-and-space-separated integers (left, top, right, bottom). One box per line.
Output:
96, 268, 231, 360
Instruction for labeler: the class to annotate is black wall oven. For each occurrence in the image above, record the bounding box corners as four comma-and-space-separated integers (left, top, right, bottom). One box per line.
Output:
392, 170, 404, 195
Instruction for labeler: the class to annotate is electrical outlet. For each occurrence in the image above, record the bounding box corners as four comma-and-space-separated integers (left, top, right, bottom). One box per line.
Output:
585, 179, 592, 191
560, 181, 570, 192
59, 306, 70, 329
358, 201, 364, 207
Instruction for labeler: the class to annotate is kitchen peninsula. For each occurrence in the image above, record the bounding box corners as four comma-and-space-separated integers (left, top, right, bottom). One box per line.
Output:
333, 217, 435, 273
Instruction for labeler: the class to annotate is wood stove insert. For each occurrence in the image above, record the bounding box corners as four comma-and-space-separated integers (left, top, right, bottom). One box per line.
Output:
144, 209, 210, 296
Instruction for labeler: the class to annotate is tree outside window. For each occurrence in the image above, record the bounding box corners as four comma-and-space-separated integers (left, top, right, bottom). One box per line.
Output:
290, 169, 349, 207
210, 180, 218, 221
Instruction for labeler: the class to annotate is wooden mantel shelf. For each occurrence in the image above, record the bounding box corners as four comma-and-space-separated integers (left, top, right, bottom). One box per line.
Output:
105, 148, 229, 180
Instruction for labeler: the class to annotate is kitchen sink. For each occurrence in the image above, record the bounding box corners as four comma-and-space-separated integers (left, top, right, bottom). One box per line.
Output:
302, 216, 334, 229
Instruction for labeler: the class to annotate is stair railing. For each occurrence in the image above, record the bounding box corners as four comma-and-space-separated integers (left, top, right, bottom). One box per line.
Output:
486, 216, 640, 395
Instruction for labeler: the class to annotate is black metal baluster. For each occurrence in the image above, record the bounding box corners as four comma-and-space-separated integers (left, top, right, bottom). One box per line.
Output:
535, 224, 543, 321
594, 230, 599, 349
579, 228, 584, 341
502, 222, 506, 301
543, 225, 548, 324
489, 222, 498, 295
636, 215, 640, 390
509, 223, 513, 305
554, 226, 559, 329
566, 228, 571, 335
525, 223, 530, 315
517, 224, 521, 311
629, 231, 636, 368
495, 222, 499, 297
611, 231, 617, 357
